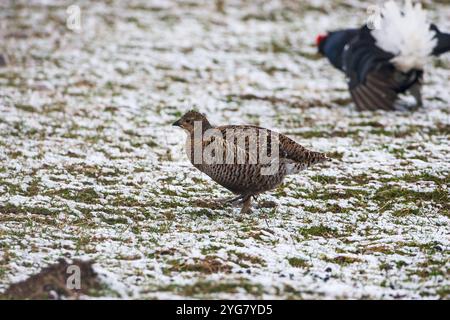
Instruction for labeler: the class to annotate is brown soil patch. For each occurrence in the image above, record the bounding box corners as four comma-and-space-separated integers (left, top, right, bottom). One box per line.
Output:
1, 259, 102, 300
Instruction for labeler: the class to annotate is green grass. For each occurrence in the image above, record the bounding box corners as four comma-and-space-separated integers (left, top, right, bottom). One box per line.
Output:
374, 186, 449, 212
324, 255, 361, 265
288, 257, 310, 268
45, 188, 100, 204
0, 204, 54, 216
299, 225, 340, 238
159, 280, 265, 297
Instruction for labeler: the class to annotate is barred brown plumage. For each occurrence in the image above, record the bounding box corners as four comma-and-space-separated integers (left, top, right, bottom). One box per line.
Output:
173, 110, 331, 214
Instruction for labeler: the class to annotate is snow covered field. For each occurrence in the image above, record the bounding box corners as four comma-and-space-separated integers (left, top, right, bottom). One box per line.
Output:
0, 0, 449, 299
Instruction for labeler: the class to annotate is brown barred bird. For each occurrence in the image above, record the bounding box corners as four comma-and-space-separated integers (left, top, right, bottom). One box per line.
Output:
173, 110, 330, 214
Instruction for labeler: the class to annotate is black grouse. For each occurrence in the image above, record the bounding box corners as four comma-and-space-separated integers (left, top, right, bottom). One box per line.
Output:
317, 0, 450, 111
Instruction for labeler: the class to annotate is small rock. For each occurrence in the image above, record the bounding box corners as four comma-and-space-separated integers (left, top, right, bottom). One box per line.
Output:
257, 200, 278, 209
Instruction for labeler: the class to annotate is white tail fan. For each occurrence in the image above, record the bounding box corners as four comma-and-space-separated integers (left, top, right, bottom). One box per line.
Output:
371, 0, 437, 72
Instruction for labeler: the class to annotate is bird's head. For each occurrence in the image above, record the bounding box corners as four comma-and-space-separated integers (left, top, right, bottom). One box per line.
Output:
172, 110, 212, 133
315, 33, 328, 54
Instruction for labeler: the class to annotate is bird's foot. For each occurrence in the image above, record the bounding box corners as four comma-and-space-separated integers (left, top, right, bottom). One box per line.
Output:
218, 195, 255, 215
239, 196, 253, 214
222, 195, 247, 206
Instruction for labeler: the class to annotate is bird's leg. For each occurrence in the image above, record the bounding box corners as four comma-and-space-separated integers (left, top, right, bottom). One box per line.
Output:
240, 195, 252, 214
409, 83, 423, 109
223, 195, 245, 204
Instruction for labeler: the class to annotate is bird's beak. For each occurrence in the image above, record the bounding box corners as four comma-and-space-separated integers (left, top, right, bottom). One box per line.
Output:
172, 119, 181, 127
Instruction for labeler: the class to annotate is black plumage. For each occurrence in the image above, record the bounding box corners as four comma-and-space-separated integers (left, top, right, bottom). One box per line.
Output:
318, 24, 450, 111
431, 24, 450, 56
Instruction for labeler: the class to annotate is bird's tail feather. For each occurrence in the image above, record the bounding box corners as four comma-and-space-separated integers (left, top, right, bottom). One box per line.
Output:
371, 0, 437, 72
431, 24, 450, 56
285, 152, 330, 175
304, 151, 330, 167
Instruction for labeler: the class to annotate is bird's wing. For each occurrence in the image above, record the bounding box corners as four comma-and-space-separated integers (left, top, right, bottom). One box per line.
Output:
343, 27, 405, 111
210, 125, 328, 167
349, 67, 400, 111
204, 125, 260, 165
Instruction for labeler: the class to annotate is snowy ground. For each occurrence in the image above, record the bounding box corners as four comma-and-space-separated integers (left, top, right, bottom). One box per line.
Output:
0, 0, 449, 299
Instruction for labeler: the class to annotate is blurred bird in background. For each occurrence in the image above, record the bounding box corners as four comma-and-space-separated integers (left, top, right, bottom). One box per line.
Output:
317, 0, 450, 111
